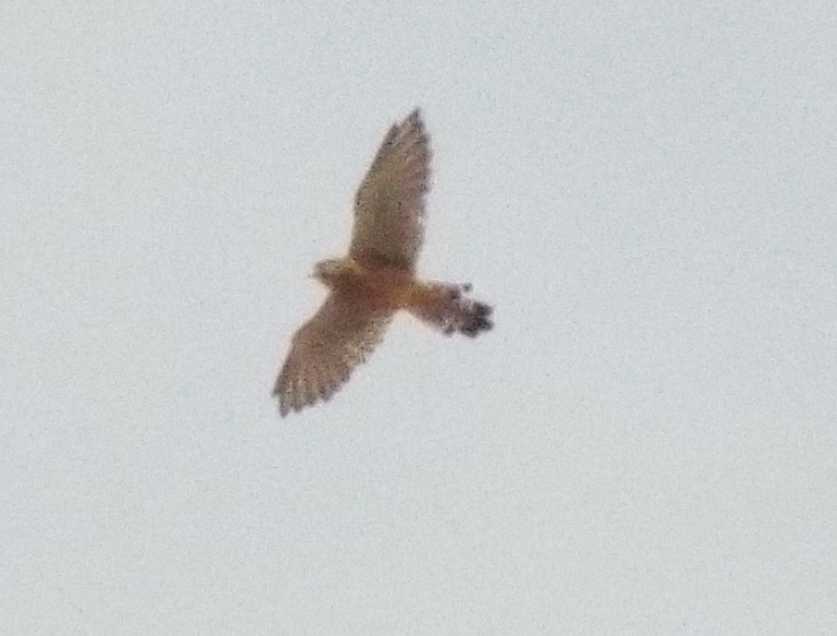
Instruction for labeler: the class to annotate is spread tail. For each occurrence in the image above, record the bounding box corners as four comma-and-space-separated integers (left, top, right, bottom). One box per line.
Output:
409, 282, 493, 337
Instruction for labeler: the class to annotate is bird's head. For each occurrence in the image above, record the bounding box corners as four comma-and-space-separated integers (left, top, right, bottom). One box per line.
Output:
312, 258, 347, 287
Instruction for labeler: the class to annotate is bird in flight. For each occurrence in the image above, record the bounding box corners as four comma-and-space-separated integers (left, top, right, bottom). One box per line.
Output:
274, 108, 493, 416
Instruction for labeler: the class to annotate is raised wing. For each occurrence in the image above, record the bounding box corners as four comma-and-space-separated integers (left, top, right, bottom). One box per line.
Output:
273, 291, 392, 416
350, 108, 431, 271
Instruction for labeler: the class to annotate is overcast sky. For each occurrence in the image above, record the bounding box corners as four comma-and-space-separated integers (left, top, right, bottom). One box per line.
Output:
3, 2, 836, 634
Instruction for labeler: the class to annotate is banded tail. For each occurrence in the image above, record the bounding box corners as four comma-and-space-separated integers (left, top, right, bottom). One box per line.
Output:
409, 282, 493, 337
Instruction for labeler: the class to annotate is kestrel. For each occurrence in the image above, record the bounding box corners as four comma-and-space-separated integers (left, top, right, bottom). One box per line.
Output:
274, 108, 493, 416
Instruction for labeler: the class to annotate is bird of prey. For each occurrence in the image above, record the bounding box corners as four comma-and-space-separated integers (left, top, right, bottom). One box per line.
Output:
273, 108, 493, 416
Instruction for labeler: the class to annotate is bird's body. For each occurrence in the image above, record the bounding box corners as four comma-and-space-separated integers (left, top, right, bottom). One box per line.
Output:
274, 109, 493, 416
313, 256, 417, 311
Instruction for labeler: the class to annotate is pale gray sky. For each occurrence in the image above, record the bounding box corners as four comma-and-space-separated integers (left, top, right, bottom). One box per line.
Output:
3, 2, 836, 634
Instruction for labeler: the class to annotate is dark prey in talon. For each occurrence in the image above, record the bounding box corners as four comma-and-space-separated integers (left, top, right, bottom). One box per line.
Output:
273, 108, 495, 417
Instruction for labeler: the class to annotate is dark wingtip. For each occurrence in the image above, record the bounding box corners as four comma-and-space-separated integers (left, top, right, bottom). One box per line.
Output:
474, 316, 493, 331
404, 107, 423, 128
473, 302, 492, 317
459, 307, 494, 337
